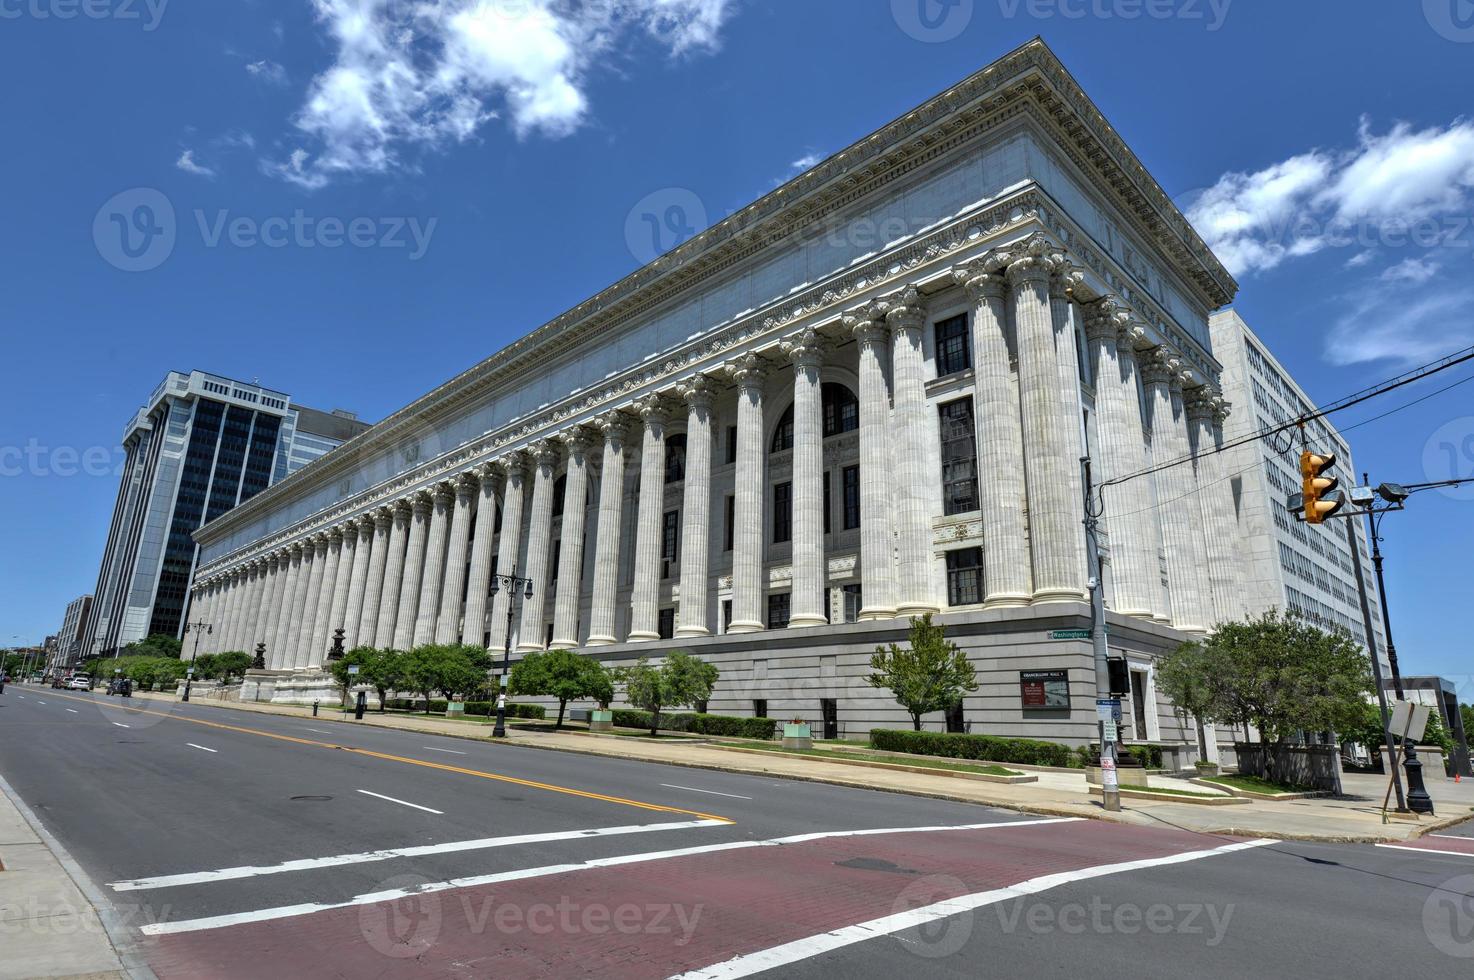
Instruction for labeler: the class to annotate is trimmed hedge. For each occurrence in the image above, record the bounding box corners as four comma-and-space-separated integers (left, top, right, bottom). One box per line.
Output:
1087, 743, 1168, 769
870, 729, 1080, 768
383, 698, 545, 719
611, 709, 777, 741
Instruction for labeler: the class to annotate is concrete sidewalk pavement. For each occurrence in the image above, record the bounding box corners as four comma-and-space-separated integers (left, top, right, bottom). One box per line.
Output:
0, 769, 132, 980
125, 690, 1474, 843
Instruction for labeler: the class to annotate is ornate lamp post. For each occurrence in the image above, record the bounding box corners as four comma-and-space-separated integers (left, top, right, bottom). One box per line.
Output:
181, 621, 212, 702
487, 572, 534, 737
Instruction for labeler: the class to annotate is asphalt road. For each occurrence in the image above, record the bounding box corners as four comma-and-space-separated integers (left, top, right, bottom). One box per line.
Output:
2, 683, 1472, 978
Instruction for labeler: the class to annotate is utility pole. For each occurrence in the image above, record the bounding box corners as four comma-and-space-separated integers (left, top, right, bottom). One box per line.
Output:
1344, 512, 1409, 813
1082, 456, 1121, 812
1363, 472, 1404, 700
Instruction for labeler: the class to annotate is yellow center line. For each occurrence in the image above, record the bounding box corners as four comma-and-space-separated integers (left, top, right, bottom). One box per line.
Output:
38, 689, 733, 823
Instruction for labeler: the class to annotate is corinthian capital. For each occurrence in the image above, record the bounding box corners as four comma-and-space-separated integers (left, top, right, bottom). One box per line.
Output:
634, 392, 669, 426
1140, 346, 1180, 386
677, 374, 714, 412
530, 439, 561, 470
781, 327, 826, 368
881, 285, 925, 332
953, 253, 1008, 302
723, 352, 768, 391
1082, 297, 1130, 343
559, 425, 592, 456
595, 411, 632, 447
1002, 233, 1055, 287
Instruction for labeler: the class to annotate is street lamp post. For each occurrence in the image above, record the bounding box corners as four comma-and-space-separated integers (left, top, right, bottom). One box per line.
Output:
487, 572, 534, 738
181, 621, 213, 703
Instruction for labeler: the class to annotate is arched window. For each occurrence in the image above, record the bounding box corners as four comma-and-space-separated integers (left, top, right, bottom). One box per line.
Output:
665, 434, 687, 483
770, 383, 859, 454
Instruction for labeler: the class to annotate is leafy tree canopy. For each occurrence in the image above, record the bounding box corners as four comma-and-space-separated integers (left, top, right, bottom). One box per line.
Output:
511, 649, 614, 727
866, 614, 978, 731
618, 651, 719, 736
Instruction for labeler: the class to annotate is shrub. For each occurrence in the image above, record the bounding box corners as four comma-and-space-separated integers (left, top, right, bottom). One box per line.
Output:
870, 729, 1079, 768
381, 698, 544, 719
611, 709, 776, 740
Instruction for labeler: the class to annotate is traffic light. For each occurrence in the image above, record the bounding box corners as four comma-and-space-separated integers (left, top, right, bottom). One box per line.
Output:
1300, 451, 1343, 524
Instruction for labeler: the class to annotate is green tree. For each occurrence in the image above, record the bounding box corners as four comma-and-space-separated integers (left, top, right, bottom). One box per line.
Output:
619, 651, 719, 736
192, 653, 220, 679
365, 650, 407, 712
1462, 704, 1473, 744
402, 645, 493, 712
866, 614, 978, 731
510, 649, 614, 728
213, 651, 252, 683
328, 647, 381, 701
122, 634, 183, 659
1156, 640, 1221, 759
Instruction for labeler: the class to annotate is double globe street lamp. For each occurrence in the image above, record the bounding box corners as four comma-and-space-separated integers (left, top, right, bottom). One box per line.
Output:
487, 573, 534, 738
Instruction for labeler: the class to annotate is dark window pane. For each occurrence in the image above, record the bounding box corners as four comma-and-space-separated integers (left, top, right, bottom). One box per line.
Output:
767, 592, 791, 629
665, 434, 687, 484
842, 465, 860, 530
726, 425, 738, 464
823, 471, 831, 536
724, 495, 735, 551
821, 383, 859, 438
946, 547, 984, 606
658, 608, 675, 640
939, 398, 979, 516
773, 482, 792, 543
934, 313, 971, 376
771, 406, 794, 454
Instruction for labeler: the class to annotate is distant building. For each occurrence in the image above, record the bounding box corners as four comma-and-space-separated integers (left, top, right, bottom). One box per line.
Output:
1211, 310, 1388, 670
80, 371, 370, 657
48, 595, 93, 675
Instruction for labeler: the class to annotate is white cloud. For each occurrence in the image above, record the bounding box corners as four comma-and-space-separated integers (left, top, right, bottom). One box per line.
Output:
1324, 284, 1474, 367
271, 0, 735, 188
175, 149, 216, 177
1380, 256, 1439, 284
1345, 250, 1374, 268
246, 59, 289, 85
791, 152, 822, 171
1186, 117, 1474, 277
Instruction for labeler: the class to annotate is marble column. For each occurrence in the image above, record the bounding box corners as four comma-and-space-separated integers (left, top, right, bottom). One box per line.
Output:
393, 493, 433, 651
212, 575, 235, 653
1144, 350, 1209, 632
956, 259, 1031, 607
435, 474, 478, 645
1188, 389, 1241, 627
260, 552, 288, 664
325, 527, 356, 654
226, 570, 248, 651
273, 545, 305, 668
488, 455, 528, 652
726, 355, 766, 633
342, 520, 374, 648
552, 431, 592, 648
360, 508, 395, 647
628, 397, 668, 642
307, 530, 343, 665
413, 483, 455, 647
1084, 301, 1158, 618
677, 379, 714, 637
296, 534, 330, 668
847, 310, 897, 620
586, 418, 630, 646
1008, 241, 1085, 603
373, 501, 412, 648
239, 562, 266, 654
1048, 264, 1089, 594
518, 442, 560, 651
462, 465, 503, 649
886, 288, 941, 615
786, 331, 827, 628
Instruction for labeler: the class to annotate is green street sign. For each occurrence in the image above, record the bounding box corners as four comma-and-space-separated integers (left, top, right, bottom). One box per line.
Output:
1049, 629, 1091, 640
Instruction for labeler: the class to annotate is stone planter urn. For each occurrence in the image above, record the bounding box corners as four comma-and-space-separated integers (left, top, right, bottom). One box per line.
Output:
782, 722, 813, 750
445, 701, 465, 719
1195, 761, 1220, 778
589, 709, 613, 732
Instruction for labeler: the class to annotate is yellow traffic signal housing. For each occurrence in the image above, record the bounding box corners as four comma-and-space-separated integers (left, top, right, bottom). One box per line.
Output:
1300, 451, 1343, 524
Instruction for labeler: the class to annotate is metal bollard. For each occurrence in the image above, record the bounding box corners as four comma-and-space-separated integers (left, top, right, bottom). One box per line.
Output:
313, 700, 320, 717
355, 691, 367, 721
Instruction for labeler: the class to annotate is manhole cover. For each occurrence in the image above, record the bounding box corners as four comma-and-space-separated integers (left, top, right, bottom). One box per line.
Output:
290, 795, 334, 802
835, 857, 919, 875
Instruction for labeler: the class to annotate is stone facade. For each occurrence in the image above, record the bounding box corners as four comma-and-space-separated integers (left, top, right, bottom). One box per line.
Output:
191, 41, 1243, 743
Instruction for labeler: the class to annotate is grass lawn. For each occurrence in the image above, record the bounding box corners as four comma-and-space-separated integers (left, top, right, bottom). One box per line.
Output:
1201, 774, 1305, 795
723, 741, 1021, 777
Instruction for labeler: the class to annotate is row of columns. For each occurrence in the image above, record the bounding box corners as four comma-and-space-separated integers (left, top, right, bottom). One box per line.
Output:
188, 236, 1240, 665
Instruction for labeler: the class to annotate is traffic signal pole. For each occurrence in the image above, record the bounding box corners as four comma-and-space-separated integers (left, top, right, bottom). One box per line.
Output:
1345, 511, 1408, 813
1082, 456, 1121, 813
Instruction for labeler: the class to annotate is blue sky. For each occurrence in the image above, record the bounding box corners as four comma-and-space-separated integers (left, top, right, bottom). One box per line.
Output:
1, 1, 1470, 690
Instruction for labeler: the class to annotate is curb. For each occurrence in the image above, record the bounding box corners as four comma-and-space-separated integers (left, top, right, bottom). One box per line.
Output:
1090, 786, 1248, 806
1187, 777, 1319, 800
715, 745, 1038, 783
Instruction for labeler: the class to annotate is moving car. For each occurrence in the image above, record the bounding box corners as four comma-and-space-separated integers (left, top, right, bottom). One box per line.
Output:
66, 675, 93, 691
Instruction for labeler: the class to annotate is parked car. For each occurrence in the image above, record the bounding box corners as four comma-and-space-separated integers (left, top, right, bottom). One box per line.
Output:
66, 675, 93, 691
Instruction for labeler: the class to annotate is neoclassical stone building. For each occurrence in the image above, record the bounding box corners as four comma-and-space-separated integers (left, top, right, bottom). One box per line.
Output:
189, 40, 1244, 745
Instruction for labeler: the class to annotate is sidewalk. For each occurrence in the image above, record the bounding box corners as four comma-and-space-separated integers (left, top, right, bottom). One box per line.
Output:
132, 691, 1474, 843
0, 770, 130, 980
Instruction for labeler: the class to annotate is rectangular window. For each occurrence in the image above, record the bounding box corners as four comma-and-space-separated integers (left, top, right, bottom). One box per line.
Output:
934, 313, 971, 376
548, 539, 560, 586
661, 510, 679, 579
823, 471, 831, 535
545, 622, 555, 647
753, 699, 768, 720
939, 398, 980, 515
842, 465, 860, 530
724, 495, 735, 552
767, 592, 791, 629
842, 583, 862, 624
946, 547, 984, 606
726, 425, 738, 464
658, 607, 675, 640
773, 481, 792, 544
721, 599, 733, 634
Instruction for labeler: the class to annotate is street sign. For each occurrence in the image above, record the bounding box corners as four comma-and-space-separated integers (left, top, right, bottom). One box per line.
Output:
1020, 670, 1069, 710
1102, 719, 1119, 742
1096, 698, 1120, 721
1049, 629, 1091, 640
347, 665, 361, 676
